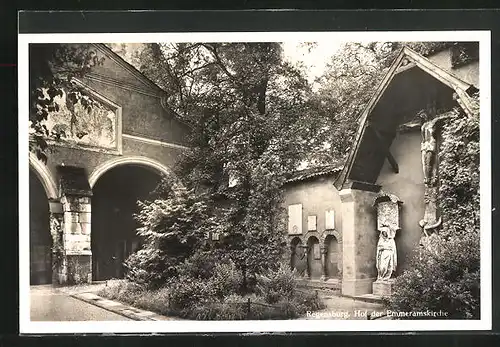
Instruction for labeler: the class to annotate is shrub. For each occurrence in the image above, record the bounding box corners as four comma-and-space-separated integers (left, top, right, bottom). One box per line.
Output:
124, 185, 216, 289
176, 250, 219, 280
255, 263, 297, 304
134, 287, 171, 316
389, 232, 479, 319
168, 260, 243, 311
189, 294, 248, 320
98, 279, 145, 305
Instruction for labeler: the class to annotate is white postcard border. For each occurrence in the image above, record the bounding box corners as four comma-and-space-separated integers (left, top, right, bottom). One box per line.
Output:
18, 30, 492, 334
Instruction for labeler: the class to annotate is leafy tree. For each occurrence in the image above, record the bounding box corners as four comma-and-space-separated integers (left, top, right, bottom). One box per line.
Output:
29, 44, 105, 162
125, 42, 319, 289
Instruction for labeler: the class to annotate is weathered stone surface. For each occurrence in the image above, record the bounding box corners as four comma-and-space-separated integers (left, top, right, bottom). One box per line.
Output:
79, 212, 91, 224
66, 222, 82, 234
80, 222, 91, 235
64, 212, 79, 224
340, 188, 379, 296
66, 254, 92, 284
372, 280, 394, 296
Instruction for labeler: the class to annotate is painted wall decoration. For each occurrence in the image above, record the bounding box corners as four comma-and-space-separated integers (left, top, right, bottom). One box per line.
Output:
288, 204, 302, 235
43, 88, 118, 150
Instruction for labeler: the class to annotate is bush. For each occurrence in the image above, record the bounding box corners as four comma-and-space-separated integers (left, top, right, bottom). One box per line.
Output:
389, 232, 479, 319
99, 260, 325, 320
168, 260, 243, 311
255, 263, 297, 304
134, 287, 171, 316
176, 250, 219, 280
189, 294, 248, 320
98, 279, 145, 305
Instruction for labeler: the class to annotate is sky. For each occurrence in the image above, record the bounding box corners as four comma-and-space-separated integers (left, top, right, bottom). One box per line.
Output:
281, 41, 344, 84
109, 41, 344, 87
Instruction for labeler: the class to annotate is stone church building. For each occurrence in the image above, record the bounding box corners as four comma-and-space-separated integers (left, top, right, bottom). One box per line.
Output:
29, 43, 191, 285
29, 43, 479, 299
284, 43, 479, 297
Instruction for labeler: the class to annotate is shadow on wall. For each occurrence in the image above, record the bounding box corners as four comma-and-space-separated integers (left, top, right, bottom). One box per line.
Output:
30, 169, 52, 285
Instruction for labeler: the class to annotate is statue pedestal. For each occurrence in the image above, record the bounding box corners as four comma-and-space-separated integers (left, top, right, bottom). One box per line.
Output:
372, 279, 395, 296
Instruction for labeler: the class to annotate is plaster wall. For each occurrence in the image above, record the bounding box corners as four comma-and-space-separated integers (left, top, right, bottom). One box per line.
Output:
376, 130, 425, 274
283, 176, 342, 238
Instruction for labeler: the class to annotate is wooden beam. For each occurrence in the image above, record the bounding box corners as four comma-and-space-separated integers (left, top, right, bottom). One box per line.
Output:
386, 151, 399, 174
370, 126, 399, 174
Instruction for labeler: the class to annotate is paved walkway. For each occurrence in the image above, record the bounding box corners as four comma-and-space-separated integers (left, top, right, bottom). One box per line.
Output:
30, 284, 132, 321
31, 283, 389, 322
301, 291, 389, 320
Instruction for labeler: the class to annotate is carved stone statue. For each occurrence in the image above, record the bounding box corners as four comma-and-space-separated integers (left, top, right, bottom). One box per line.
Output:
420, 113, 451, 187
372, 193, 402, 294
419, 111, 452, 235
376, 225, 397, 281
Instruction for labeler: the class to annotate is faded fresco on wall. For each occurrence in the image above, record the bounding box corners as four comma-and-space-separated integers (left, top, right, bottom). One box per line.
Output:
43, 89, 117, 149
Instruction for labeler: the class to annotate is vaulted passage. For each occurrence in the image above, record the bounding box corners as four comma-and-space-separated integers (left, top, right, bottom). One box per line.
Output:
29, 169, 52, 285
91, 165, 162, 281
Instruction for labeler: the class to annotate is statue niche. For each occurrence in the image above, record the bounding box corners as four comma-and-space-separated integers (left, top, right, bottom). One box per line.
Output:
372, 193, 403, 296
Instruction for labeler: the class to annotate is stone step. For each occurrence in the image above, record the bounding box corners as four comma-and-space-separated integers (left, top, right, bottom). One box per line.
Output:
295, 278, 342, 293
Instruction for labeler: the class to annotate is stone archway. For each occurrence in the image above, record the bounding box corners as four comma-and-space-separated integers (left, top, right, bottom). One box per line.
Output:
290, 237, 306, 276
306, 236, 322, 279
89, 156, 181, 189
91, 163, 168, 281
29, 153, 58, 200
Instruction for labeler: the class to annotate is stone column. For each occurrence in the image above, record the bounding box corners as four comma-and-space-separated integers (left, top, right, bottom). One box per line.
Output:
49, 200, 64, 285
320, 244, 327, 281
339, 188, 379, 296
59, 195, 92, 284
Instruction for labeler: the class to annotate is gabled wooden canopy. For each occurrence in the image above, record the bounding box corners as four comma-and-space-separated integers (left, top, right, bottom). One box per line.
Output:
334, 46, 479, 191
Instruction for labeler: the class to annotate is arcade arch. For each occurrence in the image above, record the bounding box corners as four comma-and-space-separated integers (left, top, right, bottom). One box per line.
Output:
90, 158, 180, 281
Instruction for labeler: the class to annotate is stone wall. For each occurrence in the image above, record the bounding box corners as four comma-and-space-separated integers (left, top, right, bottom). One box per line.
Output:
28, 43, 191, 285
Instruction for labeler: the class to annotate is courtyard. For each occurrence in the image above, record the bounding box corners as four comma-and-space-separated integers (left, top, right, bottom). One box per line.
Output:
24, 39, 481, 324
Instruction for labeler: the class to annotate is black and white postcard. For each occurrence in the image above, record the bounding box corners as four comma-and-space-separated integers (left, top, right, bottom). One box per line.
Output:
18, 29, 491, 333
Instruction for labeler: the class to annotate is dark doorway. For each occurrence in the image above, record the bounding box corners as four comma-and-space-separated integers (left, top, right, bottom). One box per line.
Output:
325, 235, 340, 279
29, 169, 52, 285
290, 237, 306, 276
91, 165, 162, 281
307, 236, 322, 279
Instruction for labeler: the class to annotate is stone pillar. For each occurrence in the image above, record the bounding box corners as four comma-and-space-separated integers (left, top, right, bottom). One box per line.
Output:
339, 188, 379, 296
320, 244, 327, 281
60, 195, 92, 284
49, 200, 64, 285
